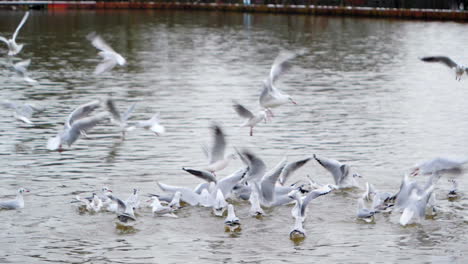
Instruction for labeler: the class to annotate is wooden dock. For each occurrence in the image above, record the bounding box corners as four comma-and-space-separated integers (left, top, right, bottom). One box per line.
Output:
1, 1, 468, 21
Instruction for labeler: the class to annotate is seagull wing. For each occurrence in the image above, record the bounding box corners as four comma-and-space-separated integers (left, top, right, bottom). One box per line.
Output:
279, 157, 312, 185
0, 36, 9, 45
269, 50, 297, 83
107, 194, 127, 214
208, 124, 226, 164
87, 32, 116, 53
420, 56, 458, 69
242, 149, 267, 183
157, 182, 200, 206
182, 168, 217, 183
105, 98, 122, 123
233, 102, 254, 119
313, 154, 344, 186
66, 100, 101, 128
66, 112, 108, 146
12, 11, 29, 41
260, 157, 287, 204
122, 102, 136, 122
70, 112, 108, 133
13, 59, 31, 74
94, 58, 118, 75
300, 185, 332, 217
217, 167, 248, 197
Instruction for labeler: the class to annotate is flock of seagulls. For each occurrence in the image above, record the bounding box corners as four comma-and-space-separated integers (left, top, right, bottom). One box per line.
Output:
1, 11, 467, 241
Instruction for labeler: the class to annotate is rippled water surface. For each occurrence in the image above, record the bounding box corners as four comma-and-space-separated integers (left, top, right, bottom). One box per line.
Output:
1, 10, 468, 263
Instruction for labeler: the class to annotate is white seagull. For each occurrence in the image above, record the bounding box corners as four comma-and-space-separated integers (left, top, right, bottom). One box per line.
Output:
149, 196, 177, 218
0, 188, 29, 210
105, 98, 136, 138
420, 56, 468, 81
290, 217, 306, 239
0, 11, 30, 56
224, 204, 240, 230
11, 59, 37, 84
135, 113, 165, 136
259, 50, 299, 117
47, 100, 109, 151
410, 156, 468, 176
288, 184, 333, 223
74, 193, 103, 213
202, 124, 235, 175
87, 32, 126, 75
356, 197, 375, 223
1, 100, 43, 124
106, 193, 136, 222
232, 101, 267, 136
313, 154, 360, 189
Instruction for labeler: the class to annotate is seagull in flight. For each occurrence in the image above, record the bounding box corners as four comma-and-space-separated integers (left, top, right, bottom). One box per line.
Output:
202, 124, 236, 175
105, 98, 136, 138
0, 11, 30, 56
259, 50, 300, 117
1, 100, 43, 124
135, 113, 166, 136
11, 59, 37, 85
87, 32, 126, 75
420, 56, 468, 81
232, 101, 267, 136
47, 100, 109, 151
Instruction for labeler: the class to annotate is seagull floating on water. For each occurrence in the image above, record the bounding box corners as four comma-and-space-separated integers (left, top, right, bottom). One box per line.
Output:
0, 188, 29, 210
106, 193, 136, 222
224, 204, 240, 231
87, 32, 126, 75
356, 197, 375, 223
74, 193, 103, 213
0, 11, 30, 56
149, 196, 177, 217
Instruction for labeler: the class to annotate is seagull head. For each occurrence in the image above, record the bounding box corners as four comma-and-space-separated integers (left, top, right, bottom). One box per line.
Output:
18, 188, 29, 194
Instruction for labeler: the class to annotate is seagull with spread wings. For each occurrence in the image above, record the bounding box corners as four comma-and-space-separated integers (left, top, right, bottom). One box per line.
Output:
87, 32, 126, 75
0, 12, 30, 56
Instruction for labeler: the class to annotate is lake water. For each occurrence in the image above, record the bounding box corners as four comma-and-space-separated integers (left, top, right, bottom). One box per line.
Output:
1, 10, 467, 263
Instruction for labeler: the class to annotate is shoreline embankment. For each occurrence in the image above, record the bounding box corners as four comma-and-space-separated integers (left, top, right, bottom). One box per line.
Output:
2, 1, 468, 21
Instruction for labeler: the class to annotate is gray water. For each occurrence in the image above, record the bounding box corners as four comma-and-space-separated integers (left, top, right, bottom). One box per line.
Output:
1, 10, 467, 263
